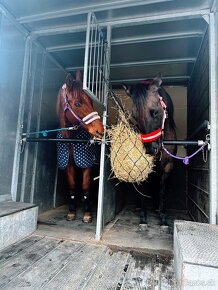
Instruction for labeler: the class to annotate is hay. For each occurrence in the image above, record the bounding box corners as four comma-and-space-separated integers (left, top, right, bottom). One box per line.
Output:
108, 110, 154, 183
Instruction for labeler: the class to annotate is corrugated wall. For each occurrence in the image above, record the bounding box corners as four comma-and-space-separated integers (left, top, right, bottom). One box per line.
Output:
187, 30, 209, 222
0, 11, 25, 201
0, 10, 67, 213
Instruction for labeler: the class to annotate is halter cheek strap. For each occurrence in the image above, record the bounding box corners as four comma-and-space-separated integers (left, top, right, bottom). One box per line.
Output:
62, 83, 100, 126
140, 97, 168, 143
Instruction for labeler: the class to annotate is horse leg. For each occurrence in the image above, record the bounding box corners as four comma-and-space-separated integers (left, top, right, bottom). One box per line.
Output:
139, 195, 148, 225
159, 172, 168, 226
138, 183, 149, 230
65, 164, 77, 221
81, 168, 92, 223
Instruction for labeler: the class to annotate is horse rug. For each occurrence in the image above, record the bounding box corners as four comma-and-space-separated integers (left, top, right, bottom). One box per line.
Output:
57, 129, 100, 170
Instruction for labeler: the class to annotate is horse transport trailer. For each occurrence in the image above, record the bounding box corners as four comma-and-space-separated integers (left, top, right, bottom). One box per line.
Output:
0, 0, 218, 288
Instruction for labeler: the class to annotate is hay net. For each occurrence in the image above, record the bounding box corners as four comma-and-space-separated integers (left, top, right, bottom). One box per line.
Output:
107, 105, 154, 184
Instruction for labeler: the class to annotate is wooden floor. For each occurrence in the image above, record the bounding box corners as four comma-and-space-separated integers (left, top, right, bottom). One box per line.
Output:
0, 206, 190, 289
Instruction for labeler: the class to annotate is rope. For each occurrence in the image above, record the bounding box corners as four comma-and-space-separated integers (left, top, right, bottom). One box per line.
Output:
162, 141, 208, 165
22, 125, 79, 137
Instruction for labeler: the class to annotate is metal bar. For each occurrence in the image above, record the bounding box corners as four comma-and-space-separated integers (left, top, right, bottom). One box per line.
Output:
96, 25, 111, 241
111, 75, 190, 84
163, 140, 206, 145
18, 0, 173, 23
99, 38, 104, 103
47, 31, 204, 52
95, 32, 101, 99
67, 57, 195, 72
187, 194, 209, 220
10, 36, 31, 201
24, 138, 206, 146
88, 16, 94, 87
30, 52, 46, 205
91, 22, 98, 93
188, 181, 209, 196
83, 12, 92, 92
111, 31, 204, 46
187, 210, 196, 221
20, 46, 37, 203
209, 12, 218, 224
25, 138, 94, 143
111, 57, 196, 68
84, 87, 105, 106
31, 9, 210, 37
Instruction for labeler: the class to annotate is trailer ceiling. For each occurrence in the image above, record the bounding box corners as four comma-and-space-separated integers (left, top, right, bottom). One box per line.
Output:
0, 0, 214, 86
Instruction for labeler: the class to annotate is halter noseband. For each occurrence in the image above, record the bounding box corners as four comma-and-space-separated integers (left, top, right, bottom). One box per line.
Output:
62, 83, 100, 126
141, 96, 168, 143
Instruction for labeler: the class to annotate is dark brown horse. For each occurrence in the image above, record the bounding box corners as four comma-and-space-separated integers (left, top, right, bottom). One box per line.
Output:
123, 76, 177, 226
56, 71, 104, 222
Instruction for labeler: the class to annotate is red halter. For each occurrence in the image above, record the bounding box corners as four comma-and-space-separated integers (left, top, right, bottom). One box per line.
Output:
140, 96, 167, 143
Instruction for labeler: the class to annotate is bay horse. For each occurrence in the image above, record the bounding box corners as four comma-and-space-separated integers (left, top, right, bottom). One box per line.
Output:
56, 71, 104, 222
123, 76, 177, 226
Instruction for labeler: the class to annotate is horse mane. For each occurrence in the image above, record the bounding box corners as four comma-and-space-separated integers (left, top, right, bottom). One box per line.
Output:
130, 84, 148, 124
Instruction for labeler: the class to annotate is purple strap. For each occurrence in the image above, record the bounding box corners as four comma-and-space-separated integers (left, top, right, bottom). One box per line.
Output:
162, 142, 208, 165
63, 94, 84, 125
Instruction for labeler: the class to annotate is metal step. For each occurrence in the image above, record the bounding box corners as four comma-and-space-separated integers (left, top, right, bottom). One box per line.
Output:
0, 201, 38, 251
174, 220, 218, 290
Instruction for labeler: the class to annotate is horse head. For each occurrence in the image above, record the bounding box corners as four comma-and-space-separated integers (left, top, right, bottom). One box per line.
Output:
57, 71, 104, 139
123, 76, 166, 155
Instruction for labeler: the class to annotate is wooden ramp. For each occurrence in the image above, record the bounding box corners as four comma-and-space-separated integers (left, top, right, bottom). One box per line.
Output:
0, 234, 175, 290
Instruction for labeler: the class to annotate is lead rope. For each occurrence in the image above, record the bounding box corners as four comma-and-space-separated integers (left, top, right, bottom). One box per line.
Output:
162, 140, 209, 165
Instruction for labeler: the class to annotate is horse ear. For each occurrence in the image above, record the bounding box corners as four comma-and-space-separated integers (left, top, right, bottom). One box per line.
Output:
76, 70, 82, 81
149, 74, 162, 92
66, 73, 73, 88
122, 83, 131, 96
153, 74, 162, 87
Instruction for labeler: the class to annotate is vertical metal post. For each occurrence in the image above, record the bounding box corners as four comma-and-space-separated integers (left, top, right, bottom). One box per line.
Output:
95, 25, 111, 241
20, 45, 37, 202
30, 51, 46, 204
209, 12, 218, 224
11, 35, 31, 201
83, 12, 92, 90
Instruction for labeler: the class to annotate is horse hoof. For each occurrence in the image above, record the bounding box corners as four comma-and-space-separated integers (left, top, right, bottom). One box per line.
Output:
160, 225, 169, 233
66, 211, 76, 221
139, 223, 148, 231
82, 212, 92, 223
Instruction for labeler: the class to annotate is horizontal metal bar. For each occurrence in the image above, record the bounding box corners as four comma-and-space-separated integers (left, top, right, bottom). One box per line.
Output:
187, 194, 209, 219
111, 75, 190, 84
31, 9, 209, 37
111, 31, 204, 46
25, 137, 95, 143
163, 140, 204, 145
25, 138, 204, 146
111, 57, 196, 68
47, 31, 204, 52
188, 167, 209, 171
18, 0, 172, 23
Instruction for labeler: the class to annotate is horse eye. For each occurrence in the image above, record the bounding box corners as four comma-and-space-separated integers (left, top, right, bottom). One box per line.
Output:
150, 109, 159, 118
74, 102, 81, 108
